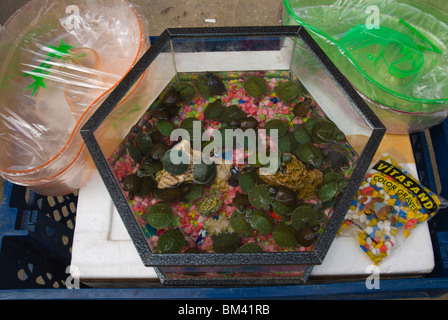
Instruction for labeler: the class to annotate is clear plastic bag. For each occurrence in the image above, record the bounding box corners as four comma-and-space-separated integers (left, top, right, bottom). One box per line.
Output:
339, 154, 447, 265
0, 0, 150, 195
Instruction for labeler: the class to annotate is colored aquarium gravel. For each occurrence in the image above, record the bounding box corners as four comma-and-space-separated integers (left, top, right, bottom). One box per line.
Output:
340, 154, 447, 265
109, 70, 358, 254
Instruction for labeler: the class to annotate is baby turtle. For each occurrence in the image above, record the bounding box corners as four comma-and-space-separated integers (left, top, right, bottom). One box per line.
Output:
136, 131, 153, 155
317, 181, 340, 203
271, 200, 293, 219
239, 171, 263, 194
141, 203, 173, 229
295, 143, 324, 169
264, 119, 289, 138
272, 222, 298, 248
239, 116, 259, 131
236, 242, 263, 253
268, 185, 297, 207
157, 120, 176, 137
197, 72, 226, 99
220, 105, 246, 127
193, 162, 217, 185
148, 142, 169, 160
290, 205, 319, 231
126, 143, 143, 163
251, 209, 274, 235
123, 174, 141, 195
293, 123, 312, 144
248, 184, 273, 210
311, 120, 346, 144
173, 82, 195, 102
275, 80, 301, 103
122, 174, 155, 199
230, 212, 253, 236
162, 149, 190, 175
244, 76, 268, 98
232, 193, 250, 212
198, 193, 223, 216
322, 171, 345, 185
160, 87, 182, 108
157, 187, 182, 203
137, 160, 163, 177
157, 229, 186, 253
181, 184, 203, 203
212, 233, 240, 253
326, 143, 352, 172
203, 99, 224, 120
295, 226, 317, 247
277, 132, 300, 154
293, 98, 312, 117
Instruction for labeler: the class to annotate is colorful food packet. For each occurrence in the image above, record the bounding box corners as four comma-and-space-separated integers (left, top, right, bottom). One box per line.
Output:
339, 154, 447, 265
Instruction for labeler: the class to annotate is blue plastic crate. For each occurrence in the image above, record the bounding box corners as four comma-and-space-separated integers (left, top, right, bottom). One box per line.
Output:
1, 119, 448, 299
0, 182, 77, 289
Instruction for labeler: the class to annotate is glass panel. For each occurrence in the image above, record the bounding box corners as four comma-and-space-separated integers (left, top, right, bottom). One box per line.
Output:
95, 39, 175, 160
289, 36, 374, 143
171, 35, 291, 73
159, 264, 311, 284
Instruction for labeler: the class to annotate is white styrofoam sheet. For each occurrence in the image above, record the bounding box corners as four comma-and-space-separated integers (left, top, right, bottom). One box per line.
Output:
71, 169, 434, 285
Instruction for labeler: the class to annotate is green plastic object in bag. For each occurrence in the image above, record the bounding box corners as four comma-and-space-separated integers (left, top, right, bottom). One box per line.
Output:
282, 0, 448, 133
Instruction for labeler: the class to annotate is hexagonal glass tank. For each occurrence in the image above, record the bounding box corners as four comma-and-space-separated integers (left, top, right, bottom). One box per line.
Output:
81, 26, 385, 285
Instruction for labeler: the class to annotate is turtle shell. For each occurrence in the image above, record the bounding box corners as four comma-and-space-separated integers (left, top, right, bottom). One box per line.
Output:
220, 105, 246, 126
136, 132, 153, 154
198, 195, 223, 216
133, 176, 156, 197
236, 242, 263, 253
193, 162, 217, 185
158, 187, 182, 204
212, 233, 240, 253
277, 132, 299, 154
232, 193, 250, 212
295, 226, 317, 247
318, 181, 339, 202
181, 184, 203, 202
148, 142, 169, 160
275, 80, 301, 103
248, 184, 273, 210
137, 161, 163, 177
197, 72, 226, 99
230, 212, 253, 236
290, 206, 319, 230
251, 209, 274, 235
264, 119, 288, 138
239, 116, 259, 131
293, 124, 312, 144
295, 143, 324, 168
174, 82, 195, 101
162, 149, 190, 175
271, 200, 293, 219
244, 76, 268, 98
157, 229, 186, 253
157, 120, 176, 137
160, 87, 182, 107
142, 203, 173, 229
239, 171, 263, 194
311, 120, 346, 144
126, 144, 143, 163
203, 99, 224, 120
272, 222, 298, 248
293, 98, 311, 117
